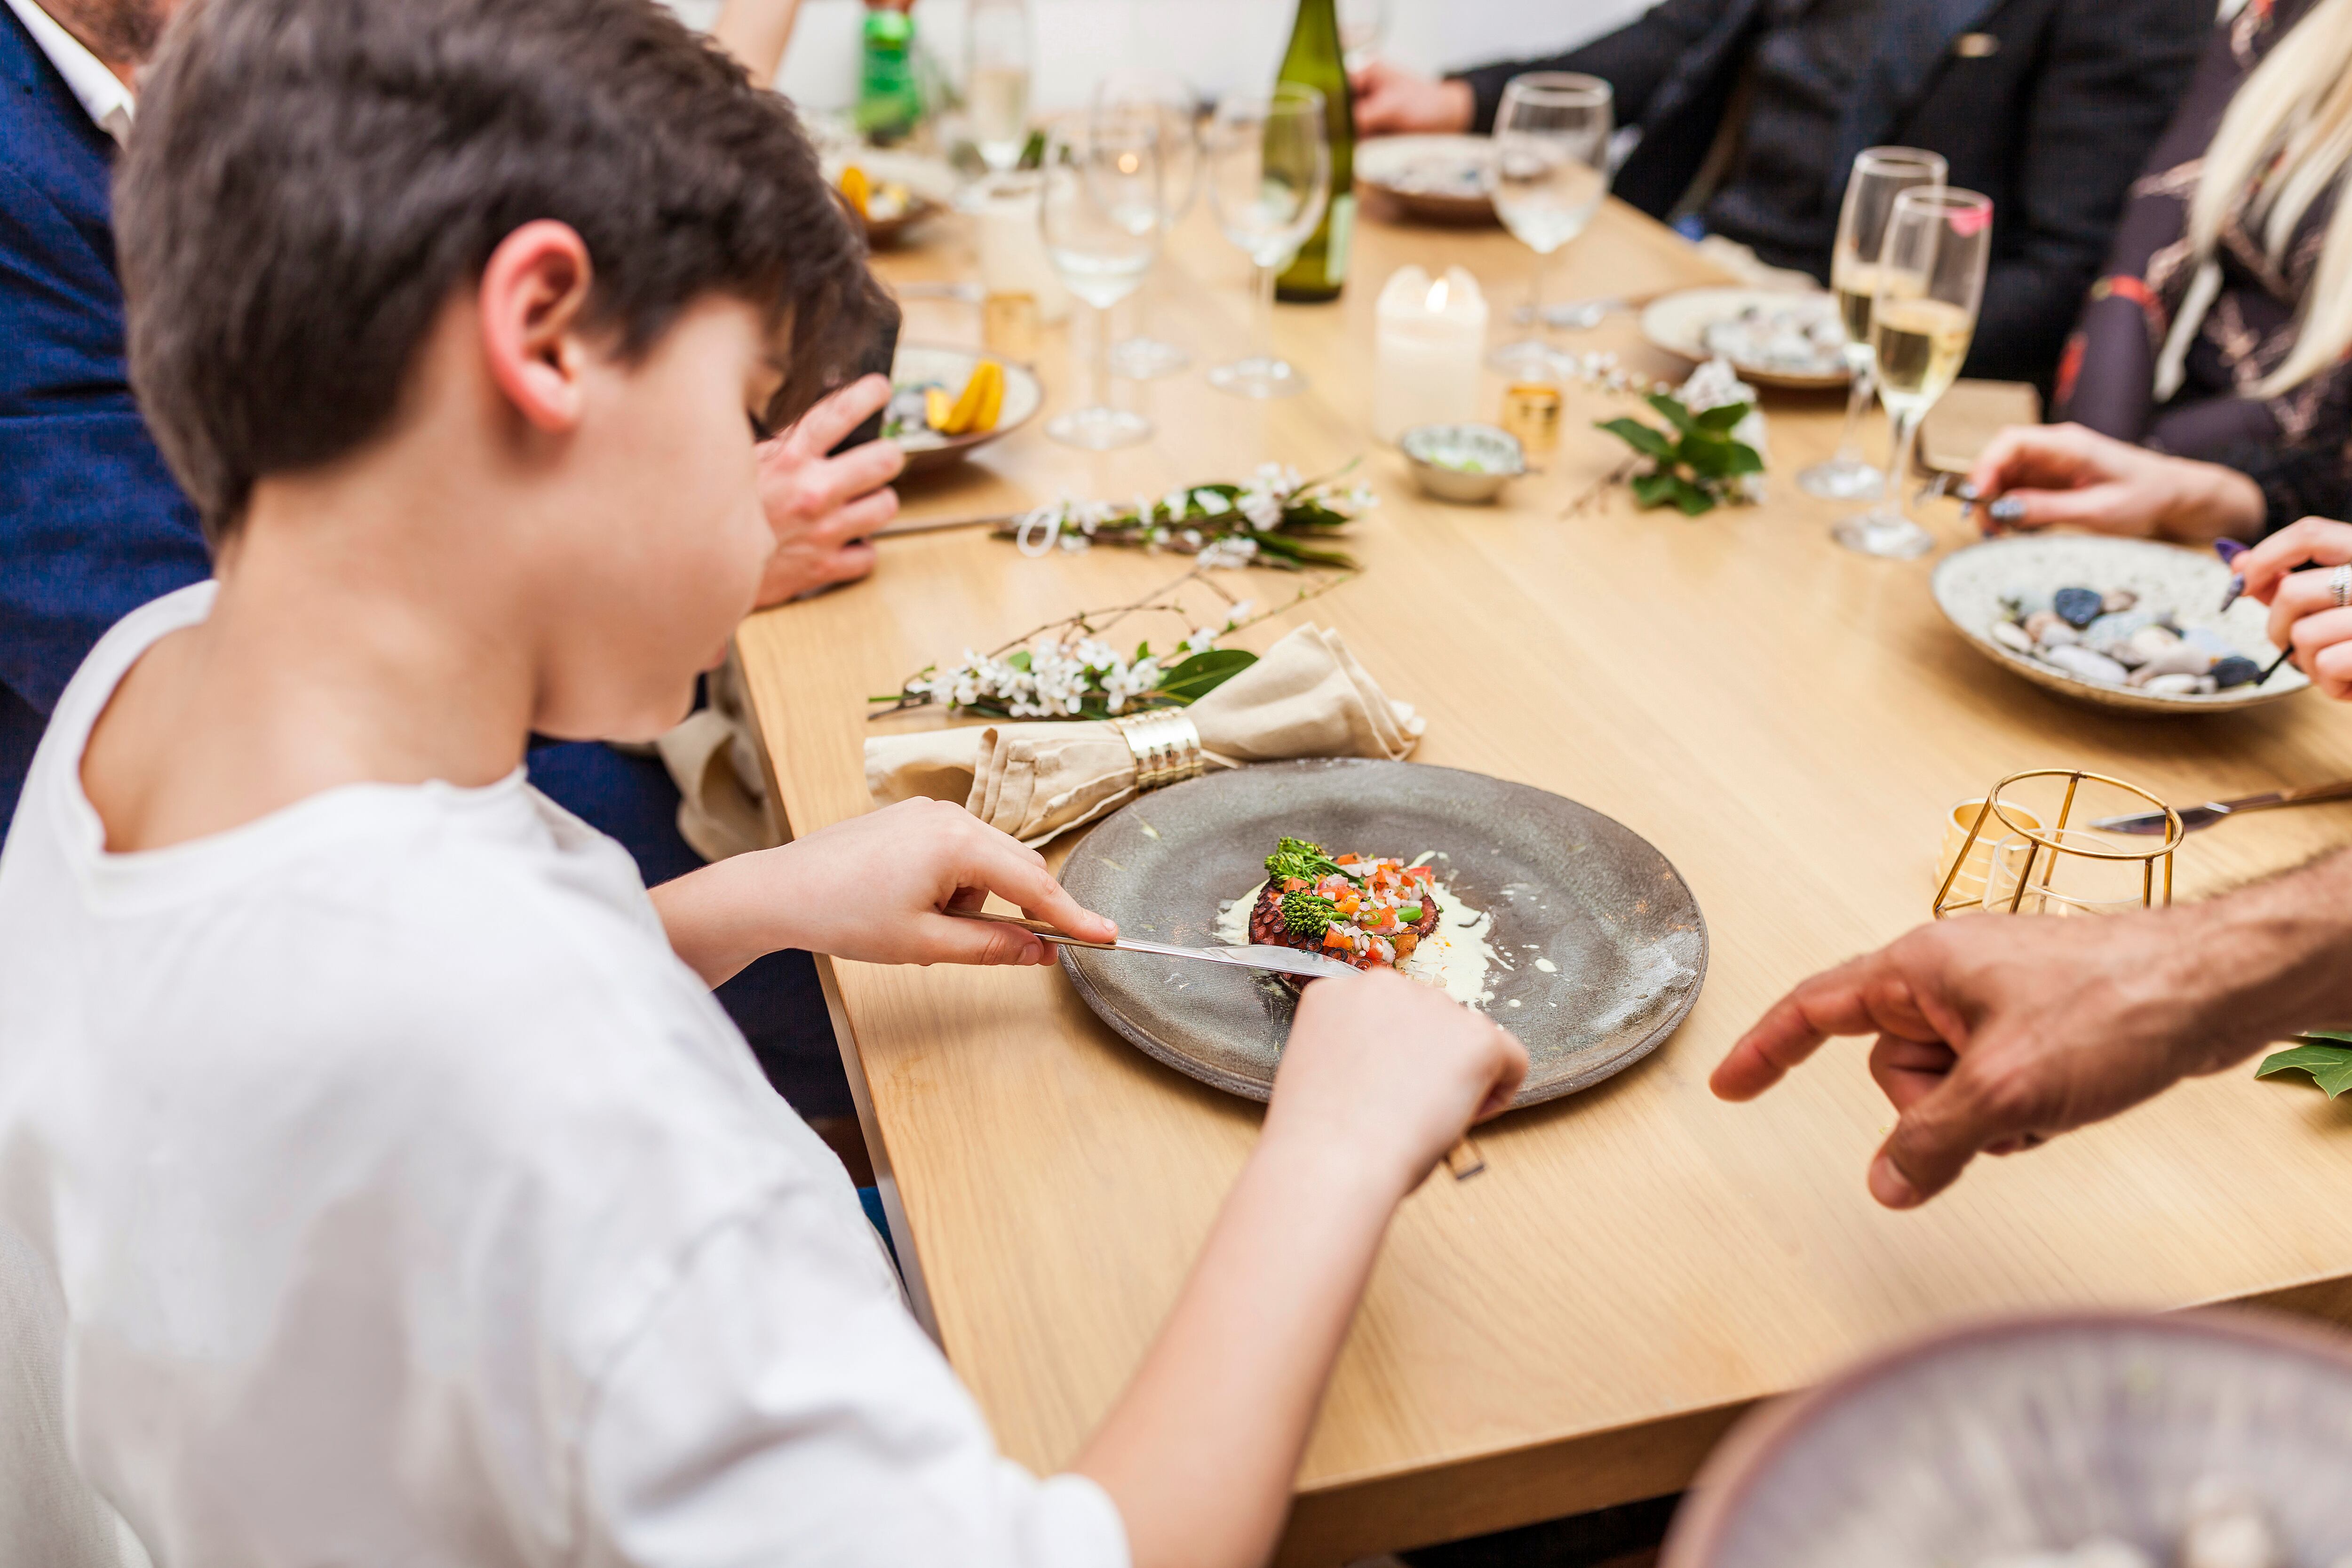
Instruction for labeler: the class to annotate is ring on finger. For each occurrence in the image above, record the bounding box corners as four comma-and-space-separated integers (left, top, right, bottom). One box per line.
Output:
2334, 563, 2352, 609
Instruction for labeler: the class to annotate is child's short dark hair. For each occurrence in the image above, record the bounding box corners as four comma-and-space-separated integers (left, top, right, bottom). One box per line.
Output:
119, 0, 887, 541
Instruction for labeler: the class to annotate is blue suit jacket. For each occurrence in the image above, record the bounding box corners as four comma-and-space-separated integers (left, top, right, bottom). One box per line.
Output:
0, 2, 208, 828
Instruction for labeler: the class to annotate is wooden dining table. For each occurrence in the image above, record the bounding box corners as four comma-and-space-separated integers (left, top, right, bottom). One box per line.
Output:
732, 191, 2352, 1565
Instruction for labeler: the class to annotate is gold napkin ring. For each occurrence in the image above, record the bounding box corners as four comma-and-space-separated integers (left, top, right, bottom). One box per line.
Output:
1108, 710, 1203, 791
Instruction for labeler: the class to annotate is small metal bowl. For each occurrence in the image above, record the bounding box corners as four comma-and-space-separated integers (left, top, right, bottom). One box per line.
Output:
1400, 423, 1526, 503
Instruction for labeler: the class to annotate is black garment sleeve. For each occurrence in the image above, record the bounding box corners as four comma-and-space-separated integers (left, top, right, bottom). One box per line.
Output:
2217, 441, 2352, 538
1449, 0, 1734, 135
1964, 0, 2209, 385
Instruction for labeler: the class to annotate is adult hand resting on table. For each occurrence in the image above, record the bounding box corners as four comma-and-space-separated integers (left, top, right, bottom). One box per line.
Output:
2234, 517, 2352, 700
752, 372, 904, 606
1349, 59, 1474, 136
1711, 847, 2352, 1208
1964, 423, 2266, 545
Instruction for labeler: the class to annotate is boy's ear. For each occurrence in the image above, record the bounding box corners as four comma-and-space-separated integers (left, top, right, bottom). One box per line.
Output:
478, 220, 596, 434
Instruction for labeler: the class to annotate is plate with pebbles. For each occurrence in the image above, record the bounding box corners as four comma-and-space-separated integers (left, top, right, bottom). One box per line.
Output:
1932, 535, 2310, 714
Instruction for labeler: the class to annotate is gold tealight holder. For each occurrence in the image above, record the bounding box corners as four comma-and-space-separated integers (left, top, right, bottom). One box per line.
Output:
1932, 768, 2183, 919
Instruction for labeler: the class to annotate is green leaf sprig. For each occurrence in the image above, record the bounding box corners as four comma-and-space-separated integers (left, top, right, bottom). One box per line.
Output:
2256, 1028, 2352, 1097
1596, 395, 1763, 517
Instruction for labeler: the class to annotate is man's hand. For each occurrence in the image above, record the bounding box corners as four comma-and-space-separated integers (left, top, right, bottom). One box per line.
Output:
1964, 422, 2264, 545
1350, 60, 1475, 136
1711, 912, 2259, 1209
1265, 969, 1527, 1199
2233, 517, 2352, 700
753, 374, 904, 607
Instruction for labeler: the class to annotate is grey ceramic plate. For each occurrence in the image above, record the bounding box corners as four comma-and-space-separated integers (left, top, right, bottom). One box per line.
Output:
1057, 758, 1709, 1108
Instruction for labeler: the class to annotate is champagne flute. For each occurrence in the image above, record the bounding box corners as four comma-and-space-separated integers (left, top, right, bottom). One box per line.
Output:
1039, 119, 1161, 448
1833, 187, 1993, 559
966, 0, 1032, 176
1097, 68, 1201, 380
1798, 147, 1947, 501
1337, 0, 1389, 72
1484, 74, 1613, 377
1204, 85, 1330, 399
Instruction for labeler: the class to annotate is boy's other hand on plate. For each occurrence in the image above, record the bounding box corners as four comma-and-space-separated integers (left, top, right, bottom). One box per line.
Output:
1266, 969, 1527, 1199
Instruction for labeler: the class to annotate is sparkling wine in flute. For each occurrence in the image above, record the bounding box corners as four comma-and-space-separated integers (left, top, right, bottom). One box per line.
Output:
969, 65, 1031, 170
1872, 296, 1974, 414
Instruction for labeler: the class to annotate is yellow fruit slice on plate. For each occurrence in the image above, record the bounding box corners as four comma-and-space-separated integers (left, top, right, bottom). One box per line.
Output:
941, 360, 1003, 436
839, 165, 871, 219
923, 386, 954, 431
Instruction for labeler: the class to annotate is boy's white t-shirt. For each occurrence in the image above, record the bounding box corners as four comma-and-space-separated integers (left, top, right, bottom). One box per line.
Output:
0, 583, 1127, 1568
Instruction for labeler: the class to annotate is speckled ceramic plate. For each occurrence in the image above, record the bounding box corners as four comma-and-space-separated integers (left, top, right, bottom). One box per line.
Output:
1662, 1311, 2352, 1568
1056, 758, 1708, 1108
1932, 534, 2309, 714
1357, 135, 1498, 224
1640, 287, 1850, 389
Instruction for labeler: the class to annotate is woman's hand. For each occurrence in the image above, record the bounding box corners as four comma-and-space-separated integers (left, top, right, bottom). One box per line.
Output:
1264, 969, 1527, 1200
1964, 422, 2264, 544
752, 374, 905, 607
2234, 516, 2352, 699
652, 798, 1114, 984
1349, 60, 1474, 136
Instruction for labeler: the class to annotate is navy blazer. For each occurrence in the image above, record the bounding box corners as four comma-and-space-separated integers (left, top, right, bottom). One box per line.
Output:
1457, 0, 2209, 384
0, 2, 209, 828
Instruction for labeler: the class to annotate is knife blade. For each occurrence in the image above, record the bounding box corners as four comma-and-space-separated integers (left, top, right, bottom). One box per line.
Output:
2090, 778, 2352, 835
951, 910, 1361, 981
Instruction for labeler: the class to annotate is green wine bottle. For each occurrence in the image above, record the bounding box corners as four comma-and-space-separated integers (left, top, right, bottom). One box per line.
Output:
1273, 0, 1355, 303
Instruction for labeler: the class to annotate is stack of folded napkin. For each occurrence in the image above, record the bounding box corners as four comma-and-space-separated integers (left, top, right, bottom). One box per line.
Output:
865, 624, 1425, 844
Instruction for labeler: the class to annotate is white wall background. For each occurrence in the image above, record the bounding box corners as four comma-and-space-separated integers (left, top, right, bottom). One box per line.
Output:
667, 0, 1653, 113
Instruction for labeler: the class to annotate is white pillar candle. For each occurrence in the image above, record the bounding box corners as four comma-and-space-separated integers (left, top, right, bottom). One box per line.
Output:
975, 176, 1073, 325
1374, 265, 1488, 445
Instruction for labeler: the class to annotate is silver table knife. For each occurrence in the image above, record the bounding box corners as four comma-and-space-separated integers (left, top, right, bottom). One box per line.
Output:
2091, 778, 2352, 835
954, 909, 1361, 981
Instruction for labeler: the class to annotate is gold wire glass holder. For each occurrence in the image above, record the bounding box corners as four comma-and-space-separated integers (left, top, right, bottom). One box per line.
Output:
1932, 767, 2184, 919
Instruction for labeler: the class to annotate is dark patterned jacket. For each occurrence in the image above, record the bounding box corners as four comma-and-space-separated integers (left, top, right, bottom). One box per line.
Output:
2055, 0, 2352, 534
1452, 0, 2210, 385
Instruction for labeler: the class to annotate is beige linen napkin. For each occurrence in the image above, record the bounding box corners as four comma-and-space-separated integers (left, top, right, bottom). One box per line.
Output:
864, 623, 1425, 845
653, 654, 784, 862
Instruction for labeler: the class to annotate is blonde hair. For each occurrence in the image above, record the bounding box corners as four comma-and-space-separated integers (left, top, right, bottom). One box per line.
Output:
2188, 0, 2352, 398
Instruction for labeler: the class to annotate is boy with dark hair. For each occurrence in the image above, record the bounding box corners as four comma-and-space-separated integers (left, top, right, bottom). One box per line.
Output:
0, 0, 1527, 1562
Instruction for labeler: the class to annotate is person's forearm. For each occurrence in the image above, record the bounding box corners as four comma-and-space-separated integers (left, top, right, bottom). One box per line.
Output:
2152, 455, 2266, 544
2173, 848, 2352, 1059
1074, 1131, 1405, 1568
648, 845, 794, 987
709, 0, 802, 86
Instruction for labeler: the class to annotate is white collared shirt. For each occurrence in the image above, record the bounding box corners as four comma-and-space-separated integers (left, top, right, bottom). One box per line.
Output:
0, 584, 1129, 1568
3, 0, 132, 143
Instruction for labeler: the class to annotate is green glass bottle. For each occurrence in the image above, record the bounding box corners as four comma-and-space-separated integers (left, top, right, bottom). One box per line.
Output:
855, 1, 922, 145
1273, 0, 1356, 303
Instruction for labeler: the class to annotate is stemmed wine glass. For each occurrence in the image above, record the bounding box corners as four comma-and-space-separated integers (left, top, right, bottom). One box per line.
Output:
1337, 0, 1389, 72
1833, 187, 1993, 559
966, 0, 1032, 176
1095, 68, 1201, 380
1483, 72, 1612, 379
1203, 85, 1330, 399
1038, 119, 1162, 448
1798, 147, 1947, 501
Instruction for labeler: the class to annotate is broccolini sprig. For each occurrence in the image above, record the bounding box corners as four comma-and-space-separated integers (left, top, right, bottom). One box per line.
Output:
1264, 835, 1364, 884
1279, 890, 1342, 938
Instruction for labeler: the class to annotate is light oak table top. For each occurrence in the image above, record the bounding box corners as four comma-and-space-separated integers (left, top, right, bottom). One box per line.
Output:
735, 195, 2352, 1564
